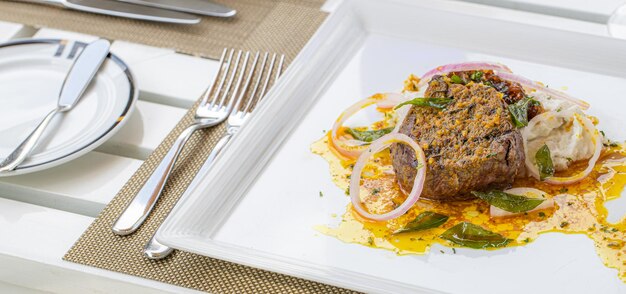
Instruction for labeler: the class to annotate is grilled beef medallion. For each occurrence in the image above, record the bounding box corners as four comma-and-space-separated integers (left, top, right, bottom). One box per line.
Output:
390, 71, 531, 201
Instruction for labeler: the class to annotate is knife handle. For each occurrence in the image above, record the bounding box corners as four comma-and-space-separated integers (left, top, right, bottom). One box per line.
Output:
18, 0, 64, 6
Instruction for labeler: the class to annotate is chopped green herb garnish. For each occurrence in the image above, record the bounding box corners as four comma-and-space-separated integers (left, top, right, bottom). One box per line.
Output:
523, 238, 530, 243
450, 74, 464, 84
508, 96, 540, 128
486, 152, 498, 158
470, 71, 483, 82
452, 248, 457, 254
345, 127, 394, 142
344, 188, 349, 195
367, 237, 374, 246
560, 221, 569, 228
440, 222, 511, 249
600, 130, 606, 137
394, 97, 453, 110
559, 187, 568, 193
538, 212, 546, 218
472, 190, 545, 213
535, 144, 555, 180
319, 191, 323, 197
393, 211, 449, 235
371, 188, 381, 195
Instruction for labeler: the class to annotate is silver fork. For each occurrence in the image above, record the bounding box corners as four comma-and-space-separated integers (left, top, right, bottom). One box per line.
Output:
112, 48, 252, 236
144, 52, 285, 260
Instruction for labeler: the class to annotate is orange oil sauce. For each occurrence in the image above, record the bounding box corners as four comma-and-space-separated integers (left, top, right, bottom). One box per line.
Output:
312, 130, 626, 281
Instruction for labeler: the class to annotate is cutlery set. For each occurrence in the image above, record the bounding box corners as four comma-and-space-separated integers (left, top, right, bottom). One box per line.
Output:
21, 0, 236, 24
0, 41, 283, 259
108, 48, 284, 259
6, 0, 280, 263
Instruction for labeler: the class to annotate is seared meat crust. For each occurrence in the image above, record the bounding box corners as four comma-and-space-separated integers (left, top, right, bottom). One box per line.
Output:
390, 73, 526, 201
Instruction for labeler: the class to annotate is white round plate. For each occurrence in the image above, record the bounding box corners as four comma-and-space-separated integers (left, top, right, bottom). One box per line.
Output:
0, 39, 137, 176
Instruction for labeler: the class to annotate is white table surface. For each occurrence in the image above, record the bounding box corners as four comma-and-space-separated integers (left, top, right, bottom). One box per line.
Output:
0, 1, 624, 293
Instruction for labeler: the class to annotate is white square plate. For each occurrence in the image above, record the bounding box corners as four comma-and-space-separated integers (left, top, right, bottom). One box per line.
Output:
157, 0, 626, 293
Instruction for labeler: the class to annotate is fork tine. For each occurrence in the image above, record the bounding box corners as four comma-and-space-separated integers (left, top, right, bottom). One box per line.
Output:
257, 53, 277, 104
215, 49, 243, 110
199, 48, 228, 108
240, 52, 269, 114
231, 51, 260, 114
225, 51, 252, 113
207, 48, 234, 109
274, 54, 285, 83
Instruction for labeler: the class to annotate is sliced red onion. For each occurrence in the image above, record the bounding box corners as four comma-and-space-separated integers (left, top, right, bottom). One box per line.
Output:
417, 61, 512, 89
330, 93, 407, 158
490, 187, 554, 218
349, 133, 426, 221
522, 110, 602, 185
494, 71, 590, 110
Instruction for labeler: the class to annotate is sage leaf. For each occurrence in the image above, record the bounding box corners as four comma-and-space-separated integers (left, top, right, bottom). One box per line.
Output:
507, 96, 540, 128
345, 127, 394, 142
450, 74, 464, 84
440, 222, 511, 249
471, 190, 545, 213
393, 211, 449, 235
470, 71, 483, 82
535, 144, 555, 180
394, 98, 453, 110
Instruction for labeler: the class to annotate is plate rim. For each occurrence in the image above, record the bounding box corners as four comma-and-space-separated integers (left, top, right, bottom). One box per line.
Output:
0, 38, 138, 177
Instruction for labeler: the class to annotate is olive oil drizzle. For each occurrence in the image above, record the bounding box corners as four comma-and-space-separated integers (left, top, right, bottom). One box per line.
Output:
312, 134, 626, 282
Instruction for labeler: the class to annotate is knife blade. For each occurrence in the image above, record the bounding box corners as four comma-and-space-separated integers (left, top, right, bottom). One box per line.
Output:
118, 0, 236, 17
23, 0, 201, 24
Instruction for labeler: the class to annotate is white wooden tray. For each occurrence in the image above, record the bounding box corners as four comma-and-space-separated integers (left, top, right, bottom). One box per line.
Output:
157, 0, 626, 293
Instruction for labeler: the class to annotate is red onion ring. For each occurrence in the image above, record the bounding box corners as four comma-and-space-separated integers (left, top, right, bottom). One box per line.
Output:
495, 71, 590, 110
349, 133, 426, 221
522, 109, 602, 185
490, 187, 554, 218
330, 93, 407, 158
417, 61, 512, 89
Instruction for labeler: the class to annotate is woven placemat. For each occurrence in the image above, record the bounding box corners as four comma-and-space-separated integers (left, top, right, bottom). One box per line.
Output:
0, 1, 356, 293
0, 0, 324, 61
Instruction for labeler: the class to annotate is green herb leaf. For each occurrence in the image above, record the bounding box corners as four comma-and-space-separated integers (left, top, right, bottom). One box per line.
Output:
507, 97, 540, 128
471, 190, 545, 213
485, 152, 497, 158
394, 97, 453, 110
345, 127, 393, 142
393, 211, 449, 234
535, 144, 555, 180
470, 71, 483, 82
440, 222, 511, 249
450, 74, 464, 84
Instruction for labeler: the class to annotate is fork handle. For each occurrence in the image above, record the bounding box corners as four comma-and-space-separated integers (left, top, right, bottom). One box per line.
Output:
112, 122, 204, 235
144, 128, 234, 259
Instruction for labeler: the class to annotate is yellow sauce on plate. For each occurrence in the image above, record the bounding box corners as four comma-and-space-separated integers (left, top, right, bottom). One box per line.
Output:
312, 129, 626, 282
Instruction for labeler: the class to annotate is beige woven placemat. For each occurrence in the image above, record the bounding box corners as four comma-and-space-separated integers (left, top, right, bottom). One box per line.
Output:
0, 0, 324, 61
0, 1, 356, 293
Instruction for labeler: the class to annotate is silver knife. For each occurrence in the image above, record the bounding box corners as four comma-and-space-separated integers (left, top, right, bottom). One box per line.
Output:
22, 0, 201, 24
119, 0, 236, 17
0, 39, 111, 172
